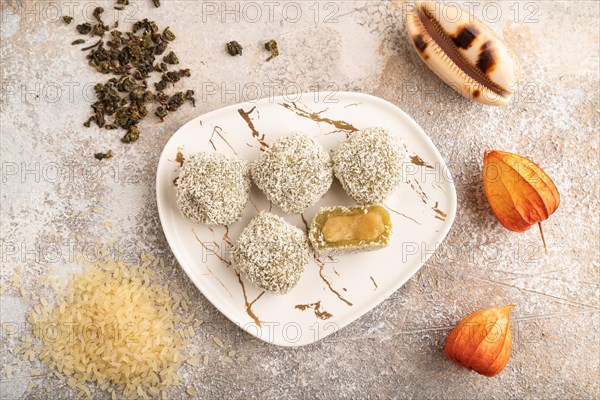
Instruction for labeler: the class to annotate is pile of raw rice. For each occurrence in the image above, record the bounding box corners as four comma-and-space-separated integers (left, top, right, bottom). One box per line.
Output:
27, 255, 188, 399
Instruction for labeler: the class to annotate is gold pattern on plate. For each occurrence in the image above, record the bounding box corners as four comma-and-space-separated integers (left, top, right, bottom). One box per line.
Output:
329, 258, 340, 277
314, 256, 353, 307
223, 226, 233, 246
300, 213, 309, 234
193, 228, 265, 327
236, 272, 266, 327
192, 228, 228, 265
410, 154, 434, 169
370, 276, 378, 290
403, 145, 434, 204
279, 102, 358, 133
248, 197, 260, 212
385, 205, 421, 225
432, 202, 447, 221
409, 177, 428, 204
203, 265, 233, 298
295, 301, 333, 320
209, 125, 237, 155
303, 214, 350, 304
175, 149, 185, 167
238, 107, 269, 150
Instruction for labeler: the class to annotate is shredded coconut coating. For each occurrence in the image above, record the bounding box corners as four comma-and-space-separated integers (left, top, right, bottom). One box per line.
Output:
251, 132, 333, 214
232, 212, 310, 294
333, 127, 405, 204
176, 152, 250, 225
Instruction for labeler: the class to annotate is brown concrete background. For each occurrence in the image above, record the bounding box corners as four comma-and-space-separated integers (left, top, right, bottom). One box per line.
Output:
1, 0, 598, 398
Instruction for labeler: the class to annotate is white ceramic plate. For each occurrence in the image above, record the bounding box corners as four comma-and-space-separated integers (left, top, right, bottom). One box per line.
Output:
156, 92, 456, 347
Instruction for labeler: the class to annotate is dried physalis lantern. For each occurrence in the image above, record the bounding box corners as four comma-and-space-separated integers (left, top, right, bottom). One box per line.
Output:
405, 1, 519, 106
483, 150, 560, 253
445, 305, 515, 377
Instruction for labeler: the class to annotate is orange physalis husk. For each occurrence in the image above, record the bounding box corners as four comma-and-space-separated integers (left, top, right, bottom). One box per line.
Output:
483, 150, 560, 253
445, 305, 515, 377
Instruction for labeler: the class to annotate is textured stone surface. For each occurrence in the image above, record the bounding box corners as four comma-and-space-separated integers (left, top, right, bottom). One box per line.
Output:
1, 0, 598, 399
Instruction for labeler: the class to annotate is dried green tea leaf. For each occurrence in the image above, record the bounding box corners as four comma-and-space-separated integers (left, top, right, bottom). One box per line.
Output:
162, 27, 175, 41
155, 62, 168, 73
76, 23, 92, 34
121, 126, 139, 143
81, 39, 102, 51
163, 69, 190, 84
92, 7, 104, 22
265, 39, 279, 61
91, 23, 109, 37
163, 51, 179, 64
166, 92, 185, 111
154, 41, 167, 55
63, 16, 73, 24
71, 39, 85, 45
185, 90, 195, 107
154, 80, 168, 91
155, 106, 168, 121
155, 91, 168, 105
226, 41, 243, 56
94, 150, 113, 160
77, 16, 193, 148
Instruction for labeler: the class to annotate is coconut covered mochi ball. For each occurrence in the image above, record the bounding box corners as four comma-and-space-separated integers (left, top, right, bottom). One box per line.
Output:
232, 212, 310, 294
176, 152, 251, 225
251, 132, 332, 214
333, 127, 405, 204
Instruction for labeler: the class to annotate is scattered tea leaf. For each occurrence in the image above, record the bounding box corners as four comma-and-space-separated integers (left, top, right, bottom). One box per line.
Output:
81, 39, 102, 51
166, 92, 185, 111
94, 150, 113, 160
265, 39, 279, 61
92, 7, 104, 22
185, 90, 195, 107
63, 16, 73, 24
163, 51, 179, 64
91, 22, 109, 37
226, 41, 243, 56
162, 27, 175, 41
76, 23, 92, 35
155, 62, 168, 73
152, 0, 161, 7
154, 80, 168, 91
155, 91, 168, 105
71, 39, 85, 45
87, 7, 110, 37
155, 106, 168, 121
121, 126, 140, 143
162, 69, 190, 85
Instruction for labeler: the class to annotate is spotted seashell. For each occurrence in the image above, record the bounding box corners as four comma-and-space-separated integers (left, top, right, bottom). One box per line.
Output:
406, 1, 520, 106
